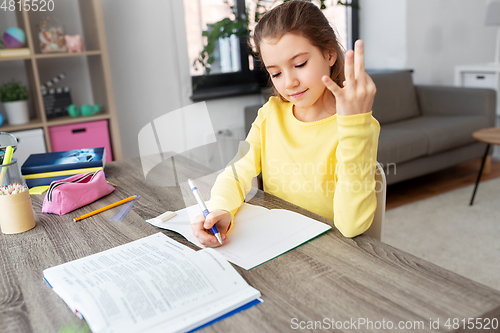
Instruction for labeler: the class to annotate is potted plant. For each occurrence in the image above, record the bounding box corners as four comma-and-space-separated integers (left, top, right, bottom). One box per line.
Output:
0, 80, 30, 125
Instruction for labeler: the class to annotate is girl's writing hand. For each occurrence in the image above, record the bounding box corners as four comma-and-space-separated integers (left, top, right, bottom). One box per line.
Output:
191, 209, 231, 248
322, 40, 376, 116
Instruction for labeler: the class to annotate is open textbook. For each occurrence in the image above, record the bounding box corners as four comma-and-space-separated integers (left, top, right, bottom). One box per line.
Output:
43, 233, 261, 333
146, 202, 332, 270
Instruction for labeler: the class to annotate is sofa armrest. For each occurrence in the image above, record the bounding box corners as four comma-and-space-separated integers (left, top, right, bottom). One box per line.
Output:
416, 85, 496, 124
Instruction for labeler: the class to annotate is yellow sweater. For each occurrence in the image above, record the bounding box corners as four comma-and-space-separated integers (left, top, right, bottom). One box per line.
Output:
209, 97, 380, 238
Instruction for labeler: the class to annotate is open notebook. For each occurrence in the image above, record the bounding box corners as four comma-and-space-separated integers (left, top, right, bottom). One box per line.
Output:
146, 202, 332, 270
43, 233, 261, 333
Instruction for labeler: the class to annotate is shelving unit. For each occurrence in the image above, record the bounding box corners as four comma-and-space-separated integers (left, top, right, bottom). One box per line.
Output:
0, 0, 122, 160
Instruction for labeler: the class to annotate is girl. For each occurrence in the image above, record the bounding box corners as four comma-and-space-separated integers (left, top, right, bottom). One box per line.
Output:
192, 0, 380, 247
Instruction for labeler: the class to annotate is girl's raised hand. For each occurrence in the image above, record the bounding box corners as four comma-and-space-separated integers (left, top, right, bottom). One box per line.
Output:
322, 39, 376, 116
191, 209, 231, 248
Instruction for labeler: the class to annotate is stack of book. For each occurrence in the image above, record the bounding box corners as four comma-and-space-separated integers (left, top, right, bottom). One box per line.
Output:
21, 148, 106, 188
0, 48, 30, 58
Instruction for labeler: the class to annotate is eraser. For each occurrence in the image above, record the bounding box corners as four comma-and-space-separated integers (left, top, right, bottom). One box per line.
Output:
157, 211, 176, 222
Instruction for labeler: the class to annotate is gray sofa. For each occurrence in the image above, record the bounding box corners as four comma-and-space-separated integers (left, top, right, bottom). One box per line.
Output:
244, 70, 496, 185
371, 70, 496, 184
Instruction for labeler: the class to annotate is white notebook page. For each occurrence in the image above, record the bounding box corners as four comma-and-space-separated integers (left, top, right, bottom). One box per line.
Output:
146, 202, 332, 270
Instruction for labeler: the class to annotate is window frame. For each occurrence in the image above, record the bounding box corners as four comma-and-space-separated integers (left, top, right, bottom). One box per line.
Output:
190, 0, 360, 101
347, 0, 360, 51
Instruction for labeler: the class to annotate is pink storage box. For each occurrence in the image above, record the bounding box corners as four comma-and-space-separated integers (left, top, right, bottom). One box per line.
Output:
49, 120, 113, 162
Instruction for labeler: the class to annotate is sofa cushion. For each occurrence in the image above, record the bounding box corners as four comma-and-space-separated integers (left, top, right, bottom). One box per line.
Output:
371, 71, 421, 125
382, 115, 491, 155
377, 129, 428, 166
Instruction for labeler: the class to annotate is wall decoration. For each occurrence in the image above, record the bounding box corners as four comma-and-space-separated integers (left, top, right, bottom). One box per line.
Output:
39, 17, 66, 53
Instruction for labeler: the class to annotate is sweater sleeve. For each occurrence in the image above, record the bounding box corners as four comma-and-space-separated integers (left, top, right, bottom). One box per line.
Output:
334, 111, 380, 238
208, 107, 264, 220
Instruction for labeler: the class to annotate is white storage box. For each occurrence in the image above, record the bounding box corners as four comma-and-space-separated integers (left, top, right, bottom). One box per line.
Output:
9, 128, 47, 167
463, 73, 497, 88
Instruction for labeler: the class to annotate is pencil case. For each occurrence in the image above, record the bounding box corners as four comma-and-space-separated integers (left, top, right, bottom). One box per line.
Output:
42, 170, 114, 215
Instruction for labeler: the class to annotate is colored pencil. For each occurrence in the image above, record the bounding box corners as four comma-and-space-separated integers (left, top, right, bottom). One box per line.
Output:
0, 146, 14, 185
73, 195, 137, 222
0, 183, 27, 195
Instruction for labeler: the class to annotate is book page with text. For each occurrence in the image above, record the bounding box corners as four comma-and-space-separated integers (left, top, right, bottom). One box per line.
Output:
43, 233, 260, 333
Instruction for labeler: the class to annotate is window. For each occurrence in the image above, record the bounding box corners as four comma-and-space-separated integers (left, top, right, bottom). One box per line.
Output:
184, 0, 242, 76
183, 0, 359, 101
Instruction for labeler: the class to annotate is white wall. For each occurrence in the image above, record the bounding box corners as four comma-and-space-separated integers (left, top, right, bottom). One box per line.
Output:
360, 0, 496, 86
101, 0, 262, 160
102, 0, 188, 159
406, 0, 495, 85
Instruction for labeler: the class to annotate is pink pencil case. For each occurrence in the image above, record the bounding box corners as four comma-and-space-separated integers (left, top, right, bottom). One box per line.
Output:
42, 170, 114, 215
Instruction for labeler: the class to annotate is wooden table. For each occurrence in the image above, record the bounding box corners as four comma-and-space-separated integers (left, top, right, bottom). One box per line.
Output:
470, 127, 500, 205
2, 157, 500, 333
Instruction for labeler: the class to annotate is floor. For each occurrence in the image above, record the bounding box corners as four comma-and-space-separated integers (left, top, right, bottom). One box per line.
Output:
386, 157, 500, 210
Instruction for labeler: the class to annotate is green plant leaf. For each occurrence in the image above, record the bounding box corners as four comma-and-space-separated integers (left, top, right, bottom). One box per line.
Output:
206, 44, 215, 55
0, 80, 29, 103
337, 1, 360, 9
56, 323, 90, 333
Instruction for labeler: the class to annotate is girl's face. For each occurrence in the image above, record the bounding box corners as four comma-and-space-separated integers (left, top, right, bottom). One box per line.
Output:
260, 33, 336, 110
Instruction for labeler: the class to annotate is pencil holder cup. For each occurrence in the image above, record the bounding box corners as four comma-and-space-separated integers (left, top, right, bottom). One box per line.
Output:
0, 158, 36, 234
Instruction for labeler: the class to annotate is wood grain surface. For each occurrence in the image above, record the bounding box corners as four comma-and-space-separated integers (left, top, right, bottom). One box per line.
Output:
473, 127, 500, 146
1, 156, 500, 333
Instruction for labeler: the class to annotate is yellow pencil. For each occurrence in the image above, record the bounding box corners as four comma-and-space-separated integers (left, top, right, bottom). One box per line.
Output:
0, 146, 14, 185
73, 195, 137, 222
106, 181, 118, 187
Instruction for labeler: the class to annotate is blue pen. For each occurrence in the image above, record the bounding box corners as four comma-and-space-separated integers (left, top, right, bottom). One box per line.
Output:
188, 179, 223, 245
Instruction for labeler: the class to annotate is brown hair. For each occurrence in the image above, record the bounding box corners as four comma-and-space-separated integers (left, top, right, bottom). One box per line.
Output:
252, 0, 345, 99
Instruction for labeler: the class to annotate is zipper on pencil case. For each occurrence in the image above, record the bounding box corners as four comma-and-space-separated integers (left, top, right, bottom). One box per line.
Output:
47, 170, 102, 202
